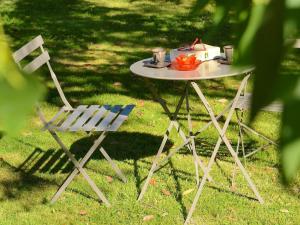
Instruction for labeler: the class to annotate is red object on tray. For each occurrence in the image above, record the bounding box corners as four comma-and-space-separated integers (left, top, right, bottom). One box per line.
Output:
171, 54, 201, 71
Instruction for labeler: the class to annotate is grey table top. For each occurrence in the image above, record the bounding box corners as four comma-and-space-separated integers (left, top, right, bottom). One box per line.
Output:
130, 58, 254, 81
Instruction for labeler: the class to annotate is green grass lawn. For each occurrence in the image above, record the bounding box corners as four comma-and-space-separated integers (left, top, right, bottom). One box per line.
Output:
0, 0, 299, 224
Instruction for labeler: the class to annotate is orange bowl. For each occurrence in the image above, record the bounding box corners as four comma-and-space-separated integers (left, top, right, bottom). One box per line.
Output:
172, 54, 201, 71
171, 60, 201, 71
175, 54, 197, 65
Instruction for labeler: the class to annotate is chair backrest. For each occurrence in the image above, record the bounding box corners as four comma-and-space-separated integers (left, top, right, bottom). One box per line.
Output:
294, 39, 300, 49
12, 35, 72, 109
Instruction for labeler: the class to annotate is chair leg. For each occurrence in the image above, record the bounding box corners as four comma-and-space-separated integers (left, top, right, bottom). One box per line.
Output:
237, 110, 246, 161
231, 119, 240, 188
99, 147, 127, 183
240, 123, 278, 147
49, 131, 110, 207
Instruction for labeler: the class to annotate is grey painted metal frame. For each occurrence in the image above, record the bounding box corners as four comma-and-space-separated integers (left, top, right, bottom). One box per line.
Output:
137, 80, 213, 201
131, 58, 266, 224
137, 81, 241, 202
234, 40, 299, 159
184, 74, 264, 225
235, 92, 281, 159
135, 72, 263, 223
13, 35, 134, 206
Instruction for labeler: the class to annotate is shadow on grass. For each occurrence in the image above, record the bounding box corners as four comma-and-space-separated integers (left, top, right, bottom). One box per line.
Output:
17, 131, 173, 197
2, 0, 240, 108
18, 131, 172, 173
0, 132, 4, 139
0, 157, 106, 204
167, 154, 188, 220
0, 158, 55, 203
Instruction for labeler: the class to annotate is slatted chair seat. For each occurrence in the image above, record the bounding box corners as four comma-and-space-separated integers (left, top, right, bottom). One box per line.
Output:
45, 104, 134, 132
13, 35, 135, 207
234, 93, 282, 159
236, 93, 283, 112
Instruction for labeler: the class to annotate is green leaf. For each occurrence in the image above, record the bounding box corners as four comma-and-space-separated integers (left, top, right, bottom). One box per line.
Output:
0, 76, 44, 135
190, 0, 211, 15
250, 0, 285, 120
286, 0, 300, 8
214, 5, 226, 24
237, 2, 267, 65
281, 96, 300, 183
0, 25, 44, 136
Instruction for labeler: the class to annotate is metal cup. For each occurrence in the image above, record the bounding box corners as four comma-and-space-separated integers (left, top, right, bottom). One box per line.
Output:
152, 47, 166, 65
224, 45, 234, 63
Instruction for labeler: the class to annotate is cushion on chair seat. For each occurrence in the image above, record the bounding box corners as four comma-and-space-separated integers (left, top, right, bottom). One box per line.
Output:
44, 104, 135, 132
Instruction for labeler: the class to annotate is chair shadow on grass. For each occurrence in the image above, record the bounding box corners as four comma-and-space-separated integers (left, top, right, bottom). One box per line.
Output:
16, 132, 177, 200
15, 131, 206, 218
11, 130, 268, 218
0, 158, 57, 205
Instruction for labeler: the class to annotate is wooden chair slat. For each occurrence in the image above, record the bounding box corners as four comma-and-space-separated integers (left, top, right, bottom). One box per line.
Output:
108, 105, 135, 131
69, 105, 100, 131
82, 105, 111, 131
95, 105, 123, 131
58, 105, 87, 131
23, 51, 50, 73
236, 93, 282, 112
13, 35, 44, 63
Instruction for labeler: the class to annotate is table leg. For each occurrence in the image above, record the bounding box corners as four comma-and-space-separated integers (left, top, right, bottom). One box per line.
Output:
184, 75, 263, 224
138, 83, 187, 201
186, 84, 199, 185
145, 80, 191, 147
138, 81, 212, 201
144, 79, 212, 177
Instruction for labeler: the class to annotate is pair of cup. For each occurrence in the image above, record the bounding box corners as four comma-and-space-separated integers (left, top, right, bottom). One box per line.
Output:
152, 46, 234, 64
152, 47, 166, 65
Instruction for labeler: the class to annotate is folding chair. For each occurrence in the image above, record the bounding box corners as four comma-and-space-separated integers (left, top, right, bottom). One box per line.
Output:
235, 93, 282, 159
235, 39, 299, 159
12, 35, 135, 207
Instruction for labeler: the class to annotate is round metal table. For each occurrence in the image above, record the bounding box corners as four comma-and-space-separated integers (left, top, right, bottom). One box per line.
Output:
130, 58, 262, 225
130, 58, 253, 80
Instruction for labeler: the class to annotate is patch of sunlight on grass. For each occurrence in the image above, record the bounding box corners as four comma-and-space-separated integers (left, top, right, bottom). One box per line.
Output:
0, 0, 299, 224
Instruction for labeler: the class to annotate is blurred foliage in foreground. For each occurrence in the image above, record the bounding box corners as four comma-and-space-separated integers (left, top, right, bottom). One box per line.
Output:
193, 0, 299, 183
0, 25, 44, 136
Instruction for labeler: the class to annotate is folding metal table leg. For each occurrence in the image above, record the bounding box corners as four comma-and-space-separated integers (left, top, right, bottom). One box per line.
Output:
156, 96, 212, 180
137, 122, 175, 201
186, 85, 199, 185
194, 100, 233, 136
138, 83, 190, 201
153, 82, 212, 179
138, 82, 212, 201
232, 110, 243, 187
145, 79, 191, 150
184, 75, 263, 224
152, 136, 212, 183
